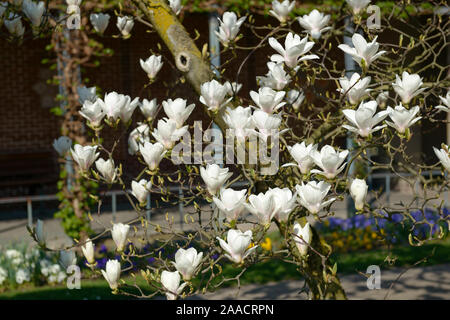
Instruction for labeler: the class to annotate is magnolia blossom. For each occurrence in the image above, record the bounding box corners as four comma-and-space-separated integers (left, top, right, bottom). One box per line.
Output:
59, 250, 76, 270
162, 98, 195, 128
349, 178, 368, 211
161, 270, 187, 300
269, 32, 319, 68
295, 181, 336, 214
139, 141, 166, 171
116, 16, 134, 37
169, 0, 182, 15
79, 99, 106, 128
4, 15, 25, 37
310, 145, 348, 179
215, 11, 246, 46
392, 71, 426, 104
252, 110, 286, 142
293, 222, 312, 256
128, 123, 150, 155
199, 80, 231, 112
386, 104, 421, 134
131, 179, 151, 204
436, 91, 450, 113
172, 248, 203, 280
269, 188, 297, 222
95, 158, 117, 184
257, 62, 291, 90
269, 0, 295, 24
23, 0, 45, 27
139, 98, 158, 120
81, 238, 95, 265
338, 34, 386, 69
152, 118, 188, 149
111, 223, 130, 252
342, 100, 389, 137
284, 142, 318, 174
77, 86, 97, 105
216, 229, 257, 264
90, 13, 110, 34
297, 9, 331, 39
35, 219, 45, 246
346, 0, 371, 15
376, 91, 390, 108
71, 144, 99, 171
250, 87, 286, 114
338, 73, 372, 105
286, 89, 305, 111
433, 145, 450, 172
101, 259, 121, 290
140, 55, 163, 79
222, 106, 255, 142
213, 188, 247, 222
244, 191, 278, 226
119, 97, 139, 123
100, 92, 128, 121
53, 136, 72, 156
200, 164, 233, 195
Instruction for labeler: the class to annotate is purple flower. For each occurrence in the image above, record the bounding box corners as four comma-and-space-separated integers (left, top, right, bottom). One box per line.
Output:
99, 244, 108, 254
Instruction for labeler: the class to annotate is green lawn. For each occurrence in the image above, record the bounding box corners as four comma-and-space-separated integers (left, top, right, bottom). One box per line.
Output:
1, 238, 448, 300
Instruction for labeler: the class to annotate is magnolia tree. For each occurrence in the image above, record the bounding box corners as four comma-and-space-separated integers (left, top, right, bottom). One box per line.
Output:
4, 0, 449, 299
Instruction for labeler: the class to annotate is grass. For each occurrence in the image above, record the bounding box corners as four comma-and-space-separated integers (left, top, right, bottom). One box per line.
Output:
1, 238, 449, 300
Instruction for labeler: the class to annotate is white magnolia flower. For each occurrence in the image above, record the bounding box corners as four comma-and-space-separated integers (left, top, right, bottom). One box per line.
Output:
112, 223, 130, 252
77, 86, 97, 105
392, 71, 426, 104
119, 96, 139, 123
90, 13, 110, 34
15, 269, 31, 284
172, 247, 203, 280
139, 141, 166, 171
257, 62, 291, 90
376, 91, 390, 108
95, 158, 117, 184
435, 91, 450, 113
169, 0, 182, 15
346, 0, 371, 15
286, 89, 305, 111
200, 164, 233, 195
131, 179, 151, 204
116, 16, 134, 37
250, 87, 286, 114
59, 250, 76, 270
269, 0, 295, 24
342, 100, 389, 137
53, 136, 72, 156
213, 188, 247, 222
35, 219, 45, 246
81, 238, 95, 265
161, 270, 187, 300
101, 92, 128, 121
434, 145, 450, 172
295, 181, 336, 214
349, 178, 368, 211
71, 144, 99, 171
199, 80, 231, 112
338, 34, 386, 69
152, 118, 188, 149
386, 104, 421, 134
79, 99, 106, 128
140, 55, 163, 79
139, 98, 158, 120
269, 32, 319, 68
293, 222, 312, 256
128, 123, 150, 155
222, 106, 255, 142
284, 141, 318, 174
269, 187, 297, 222
216, 229, 257, 264
215, 11, 246, 47
4, 15, 25, 37
252, 110, 286, 142
224, 81, 243, 96
297, 9, 331, 39
310, 145, 348, 179
23, 0, 45, 27
244, 191, 278, 226
338, 73, 372, 105
101, 259, 121, 290
162, 98, 195, 128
